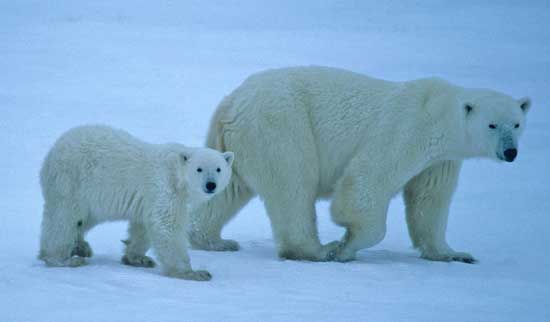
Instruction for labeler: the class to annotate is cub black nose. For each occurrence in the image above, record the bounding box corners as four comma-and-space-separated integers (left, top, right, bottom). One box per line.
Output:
503, 148, 517, 162
206, 182, 217, 193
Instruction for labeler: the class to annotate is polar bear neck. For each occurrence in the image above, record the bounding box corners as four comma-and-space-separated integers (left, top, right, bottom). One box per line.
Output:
413, 79, 474, 161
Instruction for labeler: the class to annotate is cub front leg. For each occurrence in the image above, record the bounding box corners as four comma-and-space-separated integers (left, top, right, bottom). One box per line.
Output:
149, 202, 211, 281
404, 160, 476, 264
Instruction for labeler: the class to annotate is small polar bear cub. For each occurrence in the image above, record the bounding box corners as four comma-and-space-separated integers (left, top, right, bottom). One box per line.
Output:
38, 125, 234, 281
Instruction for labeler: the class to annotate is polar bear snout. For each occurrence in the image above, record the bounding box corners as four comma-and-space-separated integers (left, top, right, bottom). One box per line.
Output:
503, 148, 517, 162
205, 181, 217, 193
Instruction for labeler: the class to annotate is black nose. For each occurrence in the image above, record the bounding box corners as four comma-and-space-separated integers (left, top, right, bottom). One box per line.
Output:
206, 182, 217, 193
503, 148, 517, 162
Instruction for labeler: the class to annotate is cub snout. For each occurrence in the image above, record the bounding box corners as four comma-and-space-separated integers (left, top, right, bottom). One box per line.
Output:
503, 148, 517, 162
205, 181, 217, 193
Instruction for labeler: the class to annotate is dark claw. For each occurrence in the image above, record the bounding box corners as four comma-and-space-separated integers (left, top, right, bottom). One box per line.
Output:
143, 258, 156, 267
325, 250, 337, 261
454, 257, 477, 264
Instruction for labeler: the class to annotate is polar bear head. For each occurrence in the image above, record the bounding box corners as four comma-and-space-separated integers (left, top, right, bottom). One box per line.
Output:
462, 89, 531, 162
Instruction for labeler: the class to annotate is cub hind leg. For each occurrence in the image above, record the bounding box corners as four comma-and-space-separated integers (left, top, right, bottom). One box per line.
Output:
71, 218, 94, 258
39, 202, 88, 267
122, 221, 156, 268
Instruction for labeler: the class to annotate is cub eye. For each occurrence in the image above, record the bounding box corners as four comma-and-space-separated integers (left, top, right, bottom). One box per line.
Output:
216, 168, 221, 172
514, 123, 520, 129
197, 168, 202, 173
489, 124, 497, 129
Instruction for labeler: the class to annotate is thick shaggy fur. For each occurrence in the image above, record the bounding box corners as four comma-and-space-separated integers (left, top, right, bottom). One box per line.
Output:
39, 125, 234, 280
190, 66, 531, 262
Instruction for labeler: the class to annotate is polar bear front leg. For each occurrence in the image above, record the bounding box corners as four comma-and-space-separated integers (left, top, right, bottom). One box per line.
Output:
149, 205, 211, 281
404, 160, 476, 264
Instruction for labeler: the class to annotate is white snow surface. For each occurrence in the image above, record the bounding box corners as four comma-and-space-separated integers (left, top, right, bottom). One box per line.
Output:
1, 1, 549, 321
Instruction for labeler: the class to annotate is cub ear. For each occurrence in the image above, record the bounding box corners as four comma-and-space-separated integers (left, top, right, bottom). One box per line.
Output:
223, 151, 234, 167
179, 150, 192, 163
518, 97, 531, 114
464, 103, 474, 116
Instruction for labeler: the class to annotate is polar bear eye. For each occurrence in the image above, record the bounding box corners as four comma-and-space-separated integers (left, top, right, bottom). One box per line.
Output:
216, 168, 221, 172
488, 124, 497, 129
514, 123, 520, 129
197, 168, 202, 173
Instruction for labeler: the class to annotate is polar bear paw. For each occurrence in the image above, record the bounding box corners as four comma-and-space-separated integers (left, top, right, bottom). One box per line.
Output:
122, 254, 156, 268
331, 243, 357, 262
205, 239, 240, 251
322, 241, 344, 261
165, 270, 212, 281
279, 241, 342, 262
421, 251, 477, 264
66, 256, 87, 267
41, 255, 87, 267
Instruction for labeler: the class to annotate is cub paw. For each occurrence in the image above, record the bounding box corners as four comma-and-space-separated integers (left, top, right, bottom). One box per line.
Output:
121, 254, 156, 268
189, 234, 240, 252
71, 241, 93, 258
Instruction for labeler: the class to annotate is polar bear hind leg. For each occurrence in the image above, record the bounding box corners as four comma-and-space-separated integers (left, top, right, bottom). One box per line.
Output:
189, 96, 255, 252
226, 110, 337, 261
404, 160, 476, 263
244, 151, 332, 261
331, 170, 390, 262
189, 174, 254, 251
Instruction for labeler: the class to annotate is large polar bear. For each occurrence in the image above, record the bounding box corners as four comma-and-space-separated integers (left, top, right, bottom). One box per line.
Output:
39, 125, 234, 280
189, 66, 531, 263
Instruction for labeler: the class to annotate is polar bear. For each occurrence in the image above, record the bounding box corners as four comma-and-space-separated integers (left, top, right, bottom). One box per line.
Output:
189, 66, 531, 263
39, 125, 234, 280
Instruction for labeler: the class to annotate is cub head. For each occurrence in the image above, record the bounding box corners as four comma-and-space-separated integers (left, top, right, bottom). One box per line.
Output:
462, 89, 531, 162
168, 146, 234, 203
181, 148, 234, 200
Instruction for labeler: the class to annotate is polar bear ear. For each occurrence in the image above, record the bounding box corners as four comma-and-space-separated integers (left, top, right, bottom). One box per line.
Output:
223, 151, 234, 167
464, 103, 475, 116
518, 97, 531, 114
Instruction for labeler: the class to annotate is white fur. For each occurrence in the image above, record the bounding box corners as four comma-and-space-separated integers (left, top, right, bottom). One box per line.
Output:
189, 66, 530, 263
39, 125, 233, 280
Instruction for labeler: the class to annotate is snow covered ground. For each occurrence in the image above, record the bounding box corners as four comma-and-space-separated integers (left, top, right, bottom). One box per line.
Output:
1, 1, 549, 321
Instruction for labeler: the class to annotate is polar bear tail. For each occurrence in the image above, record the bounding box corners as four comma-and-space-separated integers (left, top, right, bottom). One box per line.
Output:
188, 96, 255, 251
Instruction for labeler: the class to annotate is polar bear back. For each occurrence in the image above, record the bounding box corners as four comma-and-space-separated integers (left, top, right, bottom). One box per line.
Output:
220, 66, 456, 193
